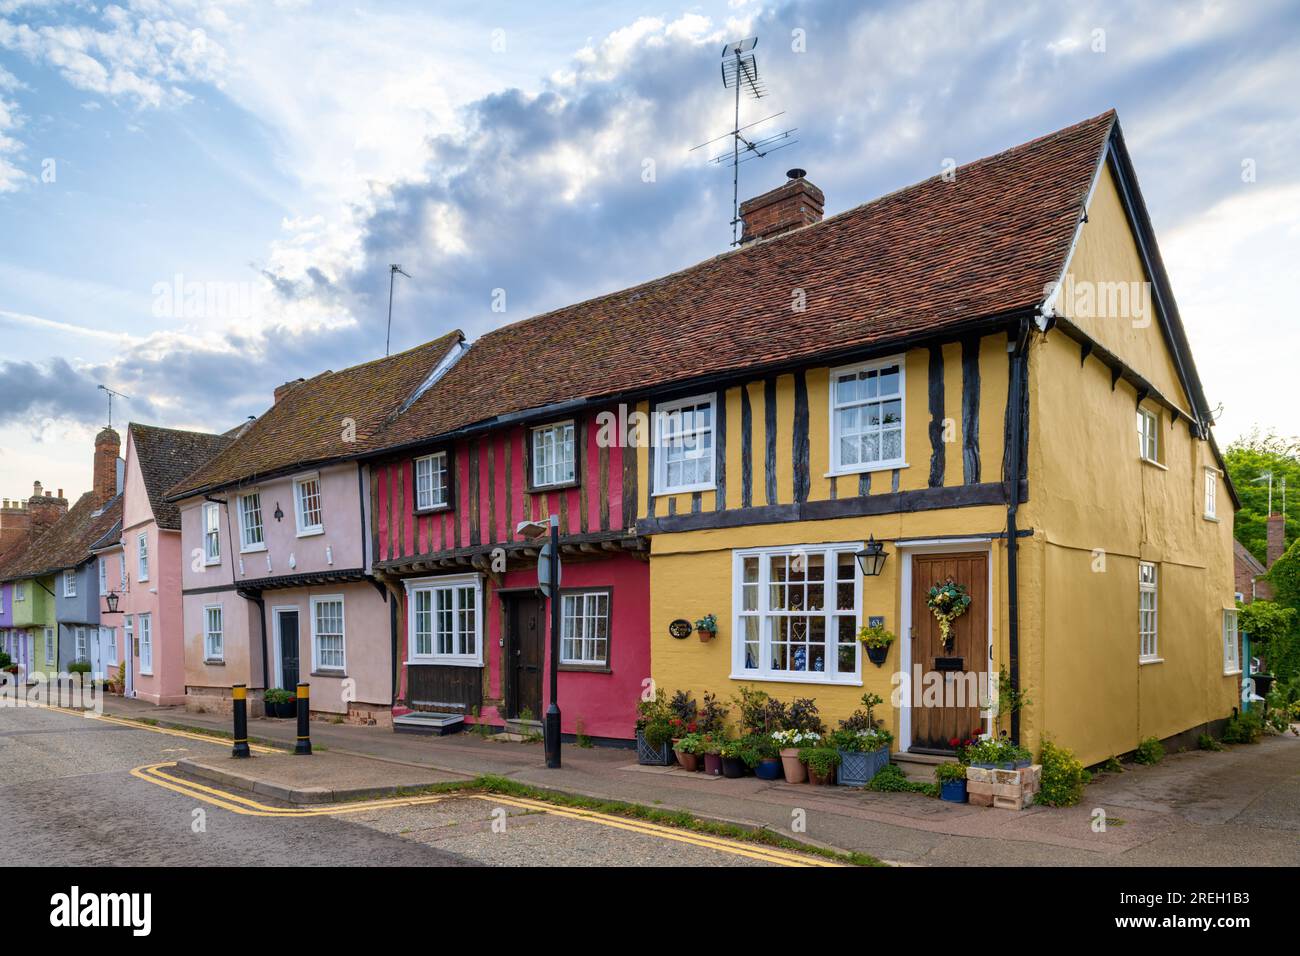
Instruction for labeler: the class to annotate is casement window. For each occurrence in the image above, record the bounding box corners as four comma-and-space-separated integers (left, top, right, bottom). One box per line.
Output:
560, 590, 611, 667
63, 569, 76, 598
104, 627, 116, 665
14, 581, 23, 601
43, 627, 54, 663
1137, 407, 1160, 463
75, 626, 88, 662
311, 596, 346, 672
119, 555, 126, 590
137, 532, 149, 582
1222, 609, 1240, 675
405, 574, 483, 665
138, 613, 153, 675
1138, 562, 1159, 662
829, 358, 905, 473
531, 421, 577, 489
414, 452, 449, 511
294, 474, 324, 535
654, 394, 715, 495
238, 492, 265, 551
1204, 468, 1218, 519
733, 544, 862, 684
203, 502, 221, 564
98, 558, 107, 596
204, 605, 224, 662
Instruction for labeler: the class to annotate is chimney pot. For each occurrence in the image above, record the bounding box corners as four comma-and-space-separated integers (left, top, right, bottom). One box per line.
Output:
274, 378, 306, 403
739, 172, 825, 244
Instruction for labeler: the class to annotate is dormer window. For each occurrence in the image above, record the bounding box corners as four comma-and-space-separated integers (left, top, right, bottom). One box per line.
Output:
414, 452, 449, 511
531, 421, 577, 489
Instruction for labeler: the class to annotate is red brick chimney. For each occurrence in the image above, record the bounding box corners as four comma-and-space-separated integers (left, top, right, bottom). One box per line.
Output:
274, 378, 305, 403
93, 427, 121, 506
1266, 512, 1286, 567
26, 480, 68, 536
739, 168, 825, 244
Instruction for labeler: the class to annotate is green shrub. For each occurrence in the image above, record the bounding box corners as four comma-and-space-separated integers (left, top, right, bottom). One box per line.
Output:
1098, 756, 1124, 773
934, 762, 967, 784
68, 660, 92, 675
263, 687, 295, 704
1133, 736, 1164, 765
1197, 733, 1223, 752
867, 763, 938, 797
1221, 711, 1263, 744
1036, 740, 1090, 807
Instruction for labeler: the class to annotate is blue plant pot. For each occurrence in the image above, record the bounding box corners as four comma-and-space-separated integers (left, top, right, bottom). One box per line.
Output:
754, 758, 783, 780
635, 731, 675, 766
940, 779, 968, 803
1013, 758, 1032, 769
836, 745, 891, 787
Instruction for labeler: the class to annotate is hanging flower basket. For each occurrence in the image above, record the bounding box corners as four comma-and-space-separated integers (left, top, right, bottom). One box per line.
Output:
926, 579, 971, 650
694, 614, 717, 643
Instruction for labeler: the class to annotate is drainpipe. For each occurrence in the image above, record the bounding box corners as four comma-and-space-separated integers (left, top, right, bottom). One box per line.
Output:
1005, 316, 1033, 746
238, 588, 268, 694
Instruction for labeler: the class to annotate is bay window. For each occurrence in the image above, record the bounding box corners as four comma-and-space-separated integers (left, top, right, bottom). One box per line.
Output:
405, 574, 482, 665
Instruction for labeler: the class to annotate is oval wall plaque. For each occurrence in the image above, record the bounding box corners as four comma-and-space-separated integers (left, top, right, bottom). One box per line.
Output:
668, 619, 693, 640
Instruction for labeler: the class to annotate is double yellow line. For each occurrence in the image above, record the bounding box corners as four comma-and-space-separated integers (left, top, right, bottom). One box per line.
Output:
46, 706, 281, 753
131, 762, 838, 866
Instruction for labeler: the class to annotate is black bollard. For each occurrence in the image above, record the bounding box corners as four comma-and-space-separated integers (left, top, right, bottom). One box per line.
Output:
231, 683, 251, 758
294, 682, 311, 755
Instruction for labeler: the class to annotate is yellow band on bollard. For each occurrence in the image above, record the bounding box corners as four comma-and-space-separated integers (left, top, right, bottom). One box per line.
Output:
296, 684, 309, 699
232, 686, 247, 701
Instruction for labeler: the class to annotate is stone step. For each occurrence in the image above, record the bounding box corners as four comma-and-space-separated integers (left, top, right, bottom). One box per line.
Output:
892, 750, 958, 784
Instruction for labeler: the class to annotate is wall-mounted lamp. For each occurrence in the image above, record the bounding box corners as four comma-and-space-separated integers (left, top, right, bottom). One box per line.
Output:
104, 591, 121, 613
855, 535, 889, 577
273, 503, 284, 522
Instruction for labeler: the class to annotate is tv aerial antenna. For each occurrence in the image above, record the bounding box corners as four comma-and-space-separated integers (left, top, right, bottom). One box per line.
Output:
96, 384, 131, 429
690, 37, 798, 246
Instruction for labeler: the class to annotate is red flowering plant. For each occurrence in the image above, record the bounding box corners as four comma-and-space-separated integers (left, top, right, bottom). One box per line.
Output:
949, 727, 986, 764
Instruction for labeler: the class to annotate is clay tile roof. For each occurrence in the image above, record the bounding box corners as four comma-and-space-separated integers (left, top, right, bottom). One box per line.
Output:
371, 110, 1117, 450
0, 493, 123, 581
1234, 539, 1267, 577
129, 424, 233, 529
165, 331, 464, 499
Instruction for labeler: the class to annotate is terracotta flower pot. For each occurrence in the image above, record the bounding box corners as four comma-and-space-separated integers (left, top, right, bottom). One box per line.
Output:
779, 748, 808, 783
698, 629, 715, 643
676, 751, 699, 772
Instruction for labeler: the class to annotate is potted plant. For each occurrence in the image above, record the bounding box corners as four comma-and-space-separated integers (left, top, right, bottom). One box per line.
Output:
701, 734, 724, 776
936, 762, 968, 802
832, 693, 893, 786
673, 732, 704, 771
635, 689, 676, 766
772, 729, 820, 782
264, 687, 297, 718
801, 745, 841, 785
694, 614, 718, 643
740, 733, 782, 780
719, 738, 747, 778
927, 578, 972, 650
857, 622, 896, 666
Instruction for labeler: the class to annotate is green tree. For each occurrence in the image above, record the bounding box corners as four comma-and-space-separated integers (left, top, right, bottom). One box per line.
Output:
1261, 546, 1300, 681
1224, 429, 1300, 564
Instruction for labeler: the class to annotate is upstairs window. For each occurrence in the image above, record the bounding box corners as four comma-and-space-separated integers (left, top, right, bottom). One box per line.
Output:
1137, 407, 1160, 463
238, 492, 265, 551
98, 558, 107, 596
137, 533, 149, 582
654, 394, 715, 495
830, 358, 905, 473
294, 474, 324, 535
203, 502, 221, 564
1139, 561, 1159, 661
531, 421, 577, 488
63, 569, 77, 598
14, 581, 23, 601
414, 452, 449, 511
1204, 468, 1217, 519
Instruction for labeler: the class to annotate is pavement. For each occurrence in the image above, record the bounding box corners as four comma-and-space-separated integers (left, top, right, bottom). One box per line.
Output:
90, 696, 1300, 866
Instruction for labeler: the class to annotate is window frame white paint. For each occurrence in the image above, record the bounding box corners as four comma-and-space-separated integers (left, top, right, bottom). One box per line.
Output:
203, 502, 222, 564
414, 452, 450, 512
403, 573, 484, 666
1138, 561, 1160, 663
293, 472, 325, 537
1137, 407, 1160, 464
827, 355, 907, 475
14, 580, 24, 601
204, 604, 225, 663
531, 420, 577, 489
238, 491, 266, 553
137, 612, 153, 675
75, 626, 88, 662
137, 531, 150, 582
1222, 608, 1241, 675
310, 594, 347, 673
98, 557, 108, 596
103, 626, 116, 666
43, 627, 54, 663
730, 542, 864, 686
1204, 468, 1218, 520
123, 615, 134, 668
653, 392, 717, 496
559, 589, 611, 666
63, 568, 77, 598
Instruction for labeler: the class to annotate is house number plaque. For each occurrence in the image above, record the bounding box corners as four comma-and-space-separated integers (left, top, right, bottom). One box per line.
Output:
668, 619, 693, 640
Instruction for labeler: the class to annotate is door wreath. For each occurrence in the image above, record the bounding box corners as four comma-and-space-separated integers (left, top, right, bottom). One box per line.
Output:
926, 579, 971, 650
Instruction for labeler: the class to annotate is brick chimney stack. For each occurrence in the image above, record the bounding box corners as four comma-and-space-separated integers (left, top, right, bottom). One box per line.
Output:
25, 480, 68, 536
274, 378, 305, 403
739, 168, 825, 244
1266, 512, 1286, 567
94, 427, 121, 506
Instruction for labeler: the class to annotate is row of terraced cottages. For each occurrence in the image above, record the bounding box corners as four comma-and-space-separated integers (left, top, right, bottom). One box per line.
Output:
6, 111, 1241, 768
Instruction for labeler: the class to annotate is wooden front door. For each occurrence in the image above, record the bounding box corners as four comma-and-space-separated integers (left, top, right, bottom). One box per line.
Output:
504, 592, 545, 721
278, 610, 300, 691
910, 551, 988, 752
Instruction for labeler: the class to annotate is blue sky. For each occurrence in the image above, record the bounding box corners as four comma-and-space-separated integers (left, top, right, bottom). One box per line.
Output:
1, 0, 1297, 498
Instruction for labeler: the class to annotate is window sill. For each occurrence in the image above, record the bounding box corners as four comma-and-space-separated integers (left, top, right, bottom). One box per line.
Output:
1223, 668, 1242, 677
239, 545, 267, 554
1203, 514, 1219, 522
654, 484, 716, 498
824, 461, 908, 478
529, 480, 581, 494
729, 671, 861, 687
1139, 656, 1164, 666
1139, 457, 1168, 471
203, 559, 222, 567
310, 669, 346, 678
404, 658, 484, 668
296, 528, 324, 538
203, 659, 225, 666
413, 504, 453, 516
559, 662, 611, 674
